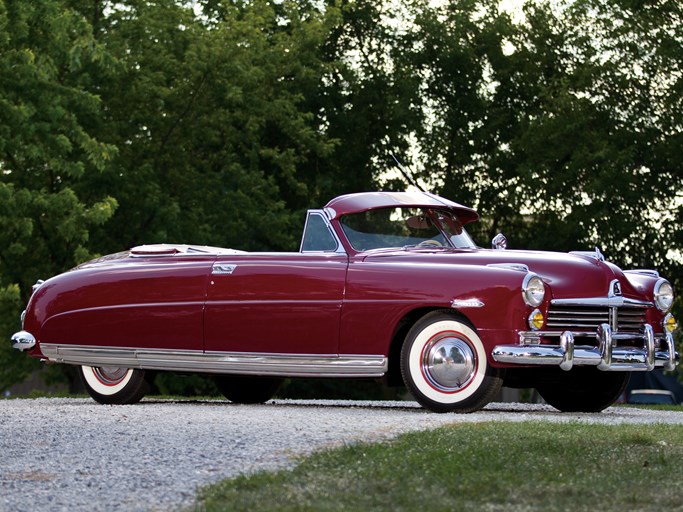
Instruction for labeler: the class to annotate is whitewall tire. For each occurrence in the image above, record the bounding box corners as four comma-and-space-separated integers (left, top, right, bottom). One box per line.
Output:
79, 366, 149, 405
400, 311, 503, 413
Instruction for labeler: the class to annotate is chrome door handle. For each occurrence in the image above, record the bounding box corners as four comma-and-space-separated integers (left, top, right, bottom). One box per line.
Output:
212, 263, 237, 275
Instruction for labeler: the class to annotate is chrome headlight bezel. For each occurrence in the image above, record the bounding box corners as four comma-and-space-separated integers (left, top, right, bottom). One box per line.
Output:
522, 274, 545, 307
654, 279, 674, 312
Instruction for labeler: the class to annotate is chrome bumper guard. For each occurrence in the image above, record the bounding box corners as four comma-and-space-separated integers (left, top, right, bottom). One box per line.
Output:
492, 324, 678, 372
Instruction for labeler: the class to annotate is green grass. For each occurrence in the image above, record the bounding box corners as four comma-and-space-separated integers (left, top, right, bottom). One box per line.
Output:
194, 421, 683, 512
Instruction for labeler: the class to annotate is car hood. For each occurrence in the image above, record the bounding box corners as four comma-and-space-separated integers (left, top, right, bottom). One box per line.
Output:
361, 248, 641, 301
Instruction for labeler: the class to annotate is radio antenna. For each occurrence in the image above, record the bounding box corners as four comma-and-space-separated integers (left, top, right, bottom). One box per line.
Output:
390, 153, 426, 193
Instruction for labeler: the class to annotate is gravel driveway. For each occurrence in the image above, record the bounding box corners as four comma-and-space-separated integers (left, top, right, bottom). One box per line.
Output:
2, 398, 683, 512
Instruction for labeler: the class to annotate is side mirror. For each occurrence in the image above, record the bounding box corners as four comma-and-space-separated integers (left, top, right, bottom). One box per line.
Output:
492, 233, 507, 250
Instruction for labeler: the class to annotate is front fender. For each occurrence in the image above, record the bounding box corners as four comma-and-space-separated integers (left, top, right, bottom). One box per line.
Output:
341, 261, 536, 357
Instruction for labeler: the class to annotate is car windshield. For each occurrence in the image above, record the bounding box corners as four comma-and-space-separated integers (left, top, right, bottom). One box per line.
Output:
339, 207, 476, 252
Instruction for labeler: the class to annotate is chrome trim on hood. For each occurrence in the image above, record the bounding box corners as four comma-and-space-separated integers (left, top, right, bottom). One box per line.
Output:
625, 269, 659, 278
570, 247, 605, 262
487, 263, 529, 272
551, 296, 652, 308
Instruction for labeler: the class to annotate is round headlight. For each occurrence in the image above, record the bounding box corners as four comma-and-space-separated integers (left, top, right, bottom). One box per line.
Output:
522, 274, 545, 307
654, 279, 674, 312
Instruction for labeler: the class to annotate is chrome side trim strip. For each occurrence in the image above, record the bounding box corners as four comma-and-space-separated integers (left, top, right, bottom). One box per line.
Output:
450, 299, 484, 308
486, 263, 528, 272
625, 269, 660, 278
39, 344, 388, 378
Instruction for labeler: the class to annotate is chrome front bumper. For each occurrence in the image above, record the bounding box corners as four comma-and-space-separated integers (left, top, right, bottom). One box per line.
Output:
492, 324, 678, 372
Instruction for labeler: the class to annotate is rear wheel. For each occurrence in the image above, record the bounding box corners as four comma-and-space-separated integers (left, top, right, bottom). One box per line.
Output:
215, 375, 283, 404
536, 368, 630, 412
79, 366, 150, 405
400, 311, 503, 413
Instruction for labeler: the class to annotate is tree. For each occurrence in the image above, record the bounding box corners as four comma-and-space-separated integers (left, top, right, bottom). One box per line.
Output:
394, 0, 681, 357
562, 0, 683, 283
394, 0, 682, 281
309, 0, 423, 199
0, 0, 118, 390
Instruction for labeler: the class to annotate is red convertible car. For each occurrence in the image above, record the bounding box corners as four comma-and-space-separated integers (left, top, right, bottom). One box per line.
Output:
11, 191, 679, 413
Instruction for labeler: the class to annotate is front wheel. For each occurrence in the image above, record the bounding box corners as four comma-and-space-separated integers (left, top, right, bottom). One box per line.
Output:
400, 311, 503, 413
79, 366, 150, 405
536, 368, 630, 412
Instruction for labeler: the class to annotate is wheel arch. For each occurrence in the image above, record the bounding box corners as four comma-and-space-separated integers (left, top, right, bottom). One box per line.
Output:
385, 307, 475, 387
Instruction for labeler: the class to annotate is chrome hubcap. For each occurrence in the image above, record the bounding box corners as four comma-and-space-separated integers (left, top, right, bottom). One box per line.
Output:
93, 367, 128, 385
422, 336, 476, 392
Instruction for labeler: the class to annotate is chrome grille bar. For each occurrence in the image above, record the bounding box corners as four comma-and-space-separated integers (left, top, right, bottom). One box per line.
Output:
546, 304, 647, 333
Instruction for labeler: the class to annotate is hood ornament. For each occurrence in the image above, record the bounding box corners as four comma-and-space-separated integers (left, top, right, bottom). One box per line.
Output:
570, 246, 605, 262
491, 233, 507, 250
594, 246, 605, 262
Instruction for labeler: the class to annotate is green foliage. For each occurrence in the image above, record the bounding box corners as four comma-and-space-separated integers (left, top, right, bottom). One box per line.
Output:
0, 0, 119, 390
195, 421, 683, 511
0, 283, 39, 390
77, 0, 341, 252
395, 0, 681, 276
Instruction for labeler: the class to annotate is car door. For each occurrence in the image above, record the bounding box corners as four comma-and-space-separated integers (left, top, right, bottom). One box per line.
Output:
204, 252, 347, 355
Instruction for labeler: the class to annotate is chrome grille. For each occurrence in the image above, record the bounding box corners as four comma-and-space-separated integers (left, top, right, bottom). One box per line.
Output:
547, 305, 647, 333
617, 308, 648, 331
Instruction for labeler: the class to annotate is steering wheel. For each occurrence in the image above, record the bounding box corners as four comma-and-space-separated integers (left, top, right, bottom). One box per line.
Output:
417, 239, 443, 248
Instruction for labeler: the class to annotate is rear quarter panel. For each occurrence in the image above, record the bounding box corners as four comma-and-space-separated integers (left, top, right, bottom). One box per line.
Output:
29, 256, 214, 351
